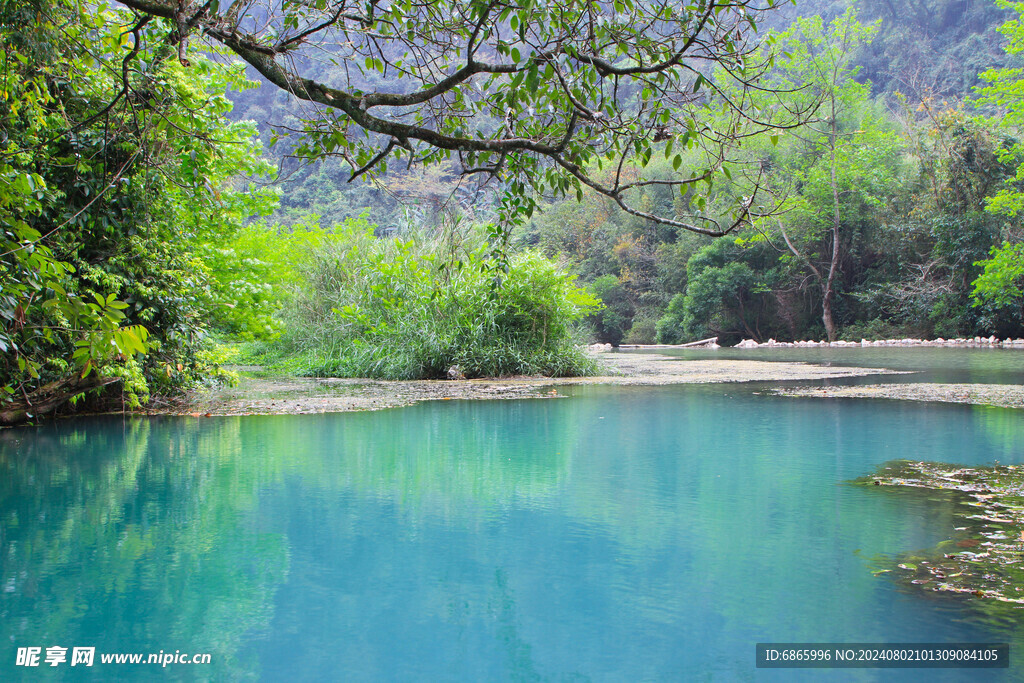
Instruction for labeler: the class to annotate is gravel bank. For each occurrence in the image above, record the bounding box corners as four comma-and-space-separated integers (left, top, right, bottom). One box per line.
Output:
775, 383, 1024, 410
162, 353, 901, 417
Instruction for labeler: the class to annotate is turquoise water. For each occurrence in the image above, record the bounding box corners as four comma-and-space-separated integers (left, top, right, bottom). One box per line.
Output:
647, 346, 1024, 385
3, 352, 1024, 680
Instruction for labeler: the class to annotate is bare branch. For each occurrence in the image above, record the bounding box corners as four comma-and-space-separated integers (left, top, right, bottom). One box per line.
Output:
347, 138, 400, 182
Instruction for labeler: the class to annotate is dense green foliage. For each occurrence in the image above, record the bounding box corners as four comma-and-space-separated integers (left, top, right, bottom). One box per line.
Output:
215, 0, 1016, 237
764, 0, 1014, 98
254, 222, 599, 379
1, 0, 275, 421
971, 1, 1024, 324
521, 7, 1024, 345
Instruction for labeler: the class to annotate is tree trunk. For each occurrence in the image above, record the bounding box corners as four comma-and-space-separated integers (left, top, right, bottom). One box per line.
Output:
0, 375, 119, 426
822, 284, 837, 342
735, 297, 759, 340
823, 105, 842, 343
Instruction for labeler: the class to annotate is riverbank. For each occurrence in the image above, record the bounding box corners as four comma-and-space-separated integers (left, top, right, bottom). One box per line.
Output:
774, 383, 1024, 411
157, 352, 902, 417
732, 336, 1024, 349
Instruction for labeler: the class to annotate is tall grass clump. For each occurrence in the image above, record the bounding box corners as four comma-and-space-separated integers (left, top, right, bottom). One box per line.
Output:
273, 224, 601, 379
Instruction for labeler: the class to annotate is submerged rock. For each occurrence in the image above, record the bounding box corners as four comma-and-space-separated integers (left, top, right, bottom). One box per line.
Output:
856, 460, 1024, 610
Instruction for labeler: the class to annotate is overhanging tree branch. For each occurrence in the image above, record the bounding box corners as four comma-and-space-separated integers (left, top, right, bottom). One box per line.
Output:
113, 0, 809, 234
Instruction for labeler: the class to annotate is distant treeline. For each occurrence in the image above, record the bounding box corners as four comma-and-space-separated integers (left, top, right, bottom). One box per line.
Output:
222, 2, 1024, 346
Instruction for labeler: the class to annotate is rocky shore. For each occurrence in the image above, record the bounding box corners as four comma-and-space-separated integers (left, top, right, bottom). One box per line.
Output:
733, 336, 1024, 349
774, 383, 1024, 411
590, 336, 1024, 352
148, 341, 1024, 418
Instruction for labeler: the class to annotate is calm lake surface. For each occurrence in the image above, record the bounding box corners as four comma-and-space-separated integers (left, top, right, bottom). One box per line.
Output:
3, 349, 1024, 681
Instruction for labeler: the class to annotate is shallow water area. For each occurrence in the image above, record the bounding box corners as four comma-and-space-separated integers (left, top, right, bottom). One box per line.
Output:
3, 350, 1024, 680
643, 345, 1024, 385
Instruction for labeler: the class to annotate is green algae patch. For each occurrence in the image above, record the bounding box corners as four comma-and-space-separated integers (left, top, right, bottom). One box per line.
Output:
855, 460, 1024, 608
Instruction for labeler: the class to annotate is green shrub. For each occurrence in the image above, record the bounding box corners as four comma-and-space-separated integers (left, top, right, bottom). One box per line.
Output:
623, 310, 660, 344
271, 225, 601, 378
655, 293, 688, 344
586, 275, 633, 345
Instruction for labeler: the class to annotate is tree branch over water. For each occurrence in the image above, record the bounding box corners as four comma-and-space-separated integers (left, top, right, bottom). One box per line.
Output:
116, 0, 815, 235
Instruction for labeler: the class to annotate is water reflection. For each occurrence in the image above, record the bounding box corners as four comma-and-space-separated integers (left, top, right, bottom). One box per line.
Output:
0, 418, 286, 680
2, 383, 1024, 680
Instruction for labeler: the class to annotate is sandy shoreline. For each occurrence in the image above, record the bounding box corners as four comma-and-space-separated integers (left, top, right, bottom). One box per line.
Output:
160, 353, 903, 417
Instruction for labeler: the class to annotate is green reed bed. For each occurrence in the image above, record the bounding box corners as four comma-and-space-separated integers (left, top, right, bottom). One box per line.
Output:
256, 225, 600, 379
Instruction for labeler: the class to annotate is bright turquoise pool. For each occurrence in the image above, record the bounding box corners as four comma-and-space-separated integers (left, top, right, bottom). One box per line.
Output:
3, 350, 1024, 680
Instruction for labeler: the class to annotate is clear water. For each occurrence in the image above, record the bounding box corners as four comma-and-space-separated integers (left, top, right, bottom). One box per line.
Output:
644, 346, 1024, 385
3, 351, 1024, 681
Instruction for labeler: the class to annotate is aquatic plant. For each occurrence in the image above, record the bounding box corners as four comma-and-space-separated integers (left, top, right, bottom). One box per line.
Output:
855, 460, 1024, 612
